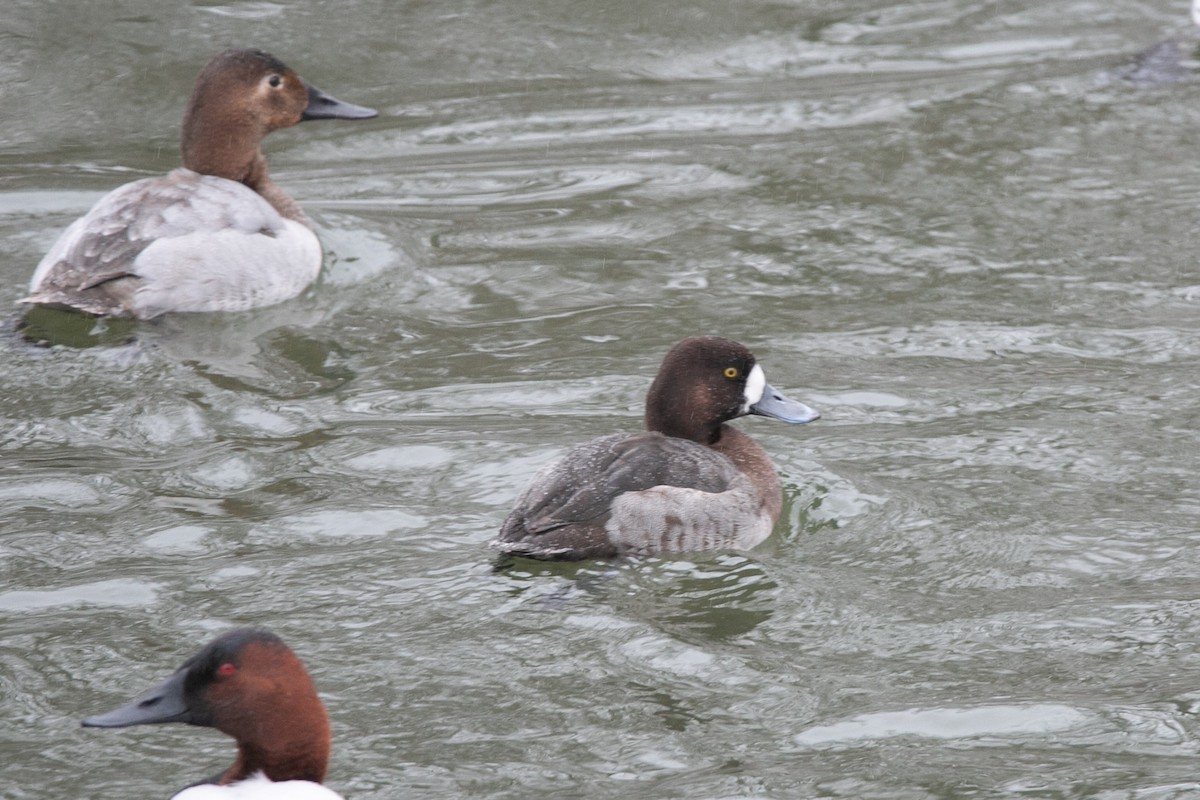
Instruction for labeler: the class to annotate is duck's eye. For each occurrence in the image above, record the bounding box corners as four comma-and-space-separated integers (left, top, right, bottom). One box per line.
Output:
267, 75, 282, 88
723, 367, 739, 379
217, 662, 237, 677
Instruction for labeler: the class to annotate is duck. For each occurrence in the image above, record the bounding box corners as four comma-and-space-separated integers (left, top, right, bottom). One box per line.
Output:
23, 48, 377, 319
1098, 0, 1200, 86
82, 628, 343, 799
491, 336, 821, 560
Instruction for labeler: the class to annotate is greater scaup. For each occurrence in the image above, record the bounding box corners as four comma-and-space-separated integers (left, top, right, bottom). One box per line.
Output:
492, 336, 821, 560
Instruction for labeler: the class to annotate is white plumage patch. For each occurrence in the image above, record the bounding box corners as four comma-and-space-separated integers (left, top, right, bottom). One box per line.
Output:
172, 772, 344, 799
741, 363, 766, 413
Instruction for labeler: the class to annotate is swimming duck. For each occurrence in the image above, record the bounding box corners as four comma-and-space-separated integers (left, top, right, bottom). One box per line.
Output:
23, 48, 376, 319
82, 628, 343, 799
492, 336, 821, 560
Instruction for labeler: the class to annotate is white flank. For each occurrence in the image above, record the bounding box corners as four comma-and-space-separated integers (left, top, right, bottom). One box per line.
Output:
172, 772, 344, 800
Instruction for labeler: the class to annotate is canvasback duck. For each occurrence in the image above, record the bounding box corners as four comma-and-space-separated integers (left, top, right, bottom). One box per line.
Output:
82, 628, 343, 799
23, 48, 376, 319
492, 336, 821, 560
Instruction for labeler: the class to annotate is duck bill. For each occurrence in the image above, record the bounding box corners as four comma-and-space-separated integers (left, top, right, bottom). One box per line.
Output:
751, 383, 820, 424
81, 668, 195, 728
301, 83, 378, 121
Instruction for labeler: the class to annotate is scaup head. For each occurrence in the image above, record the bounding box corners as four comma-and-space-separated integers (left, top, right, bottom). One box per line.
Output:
644, 336, 819, 444
82, 627, 331, 786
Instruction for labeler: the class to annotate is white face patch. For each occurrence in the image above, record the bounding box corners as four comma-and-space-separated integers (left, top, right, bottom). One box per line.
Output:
741, 363, 766, 414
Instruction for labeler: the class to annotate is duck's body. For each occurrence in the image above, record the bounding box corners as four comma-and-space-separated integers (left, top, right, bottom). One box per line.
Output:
24, 48, 376, 319
28, 169, 321, 318
83, 628, 343, 799
501, 428, 780, 558
493, 336, 821, 560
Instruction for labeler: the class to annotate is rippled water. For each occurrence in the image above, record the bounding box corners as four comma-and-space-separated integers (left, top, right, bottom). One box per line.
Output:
5, 1, 1200, 798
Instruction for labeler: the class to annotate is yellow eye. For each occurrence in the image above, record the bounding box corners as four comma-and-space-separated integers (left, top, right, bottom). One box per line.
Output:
723, 367, 739, 379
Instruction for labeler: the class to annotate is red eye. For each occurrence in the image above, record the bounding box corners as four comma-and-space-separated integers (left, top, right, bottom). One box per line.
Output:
217, 662, 236, 676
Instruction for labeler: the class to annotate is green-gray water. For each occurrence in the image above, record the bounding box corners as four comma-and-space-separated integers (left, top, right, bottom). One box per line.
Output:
4, 1, 1200, 797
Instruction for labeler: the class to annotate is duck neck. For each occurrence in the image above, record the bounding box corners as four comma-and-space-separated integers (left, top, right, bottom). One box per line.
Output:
241, 152, 310, 224
180, 99, 263, 183
181, 124, 309, 225
219, 718, 331, 786
644, 393, 723, 445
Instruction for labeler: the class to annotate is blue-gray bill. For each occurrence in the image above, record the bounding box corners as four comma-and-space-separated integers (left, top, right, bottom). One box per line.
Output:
751, 383, 820, 424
